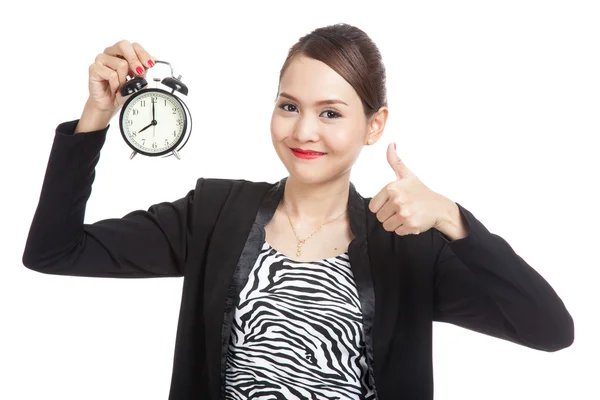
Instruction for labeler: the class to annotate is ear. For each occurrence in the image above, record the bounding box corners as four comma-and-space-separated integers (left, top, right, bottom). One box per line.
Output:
365, 106, 389, 143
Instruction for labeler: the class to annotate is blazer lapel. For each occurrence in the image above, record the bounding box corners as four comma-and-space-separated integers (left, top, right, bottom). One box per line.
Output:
346, 181, 379, 395
201, 178, 274, 398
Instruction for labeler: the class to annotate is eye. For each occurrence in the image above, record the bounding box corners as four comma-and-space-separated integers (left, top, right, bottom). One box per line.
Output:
278, 103, 342, 119
322, 110, 342, 119
279, 103, 297, 113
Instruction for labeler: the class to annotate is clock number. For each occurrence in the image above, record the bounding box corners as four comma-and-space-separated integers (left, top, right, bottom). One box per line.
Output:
164, 99, 167, 106
132, 109, 139, 116
142, 139, 146, 145
152, 142, 157, 149
173, 130, 177, 137
131, 131, 137, 136
141, 100, 146, 107
172, 107, 177, 114
127, 119, 133, 126
151, 96, 157, 103
165, 139, 169, 145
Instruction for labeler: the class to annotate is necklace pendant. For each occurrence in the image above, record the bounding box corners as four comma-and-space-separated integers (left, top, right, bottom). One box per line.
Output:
296, 242, 302, 257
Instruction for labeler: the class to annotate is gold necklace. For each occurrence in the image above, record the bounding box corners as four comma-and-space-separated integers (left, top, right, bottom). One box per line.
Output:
282, 199, 347, 257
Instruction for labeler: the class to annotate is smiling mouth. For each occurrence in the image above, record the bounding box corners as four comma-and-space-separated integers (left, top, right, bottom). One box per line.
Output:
290, 148, 327, 155
290, 149, 326, 159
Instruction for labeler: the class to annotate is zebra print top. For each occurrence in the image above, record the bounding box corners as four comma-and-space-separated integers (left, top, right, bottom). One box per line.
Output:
224, 240, 377, 399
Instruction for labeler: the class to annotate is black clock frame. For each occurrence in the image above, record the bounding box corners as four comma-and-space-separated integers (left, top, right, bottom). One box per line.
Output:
119, 87, 189, 157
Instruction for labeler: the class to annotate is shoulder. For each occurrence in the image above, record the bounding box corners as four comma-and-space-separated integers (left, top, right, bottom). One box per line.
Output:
195, 176, 275, 190
192, 177, 277, 202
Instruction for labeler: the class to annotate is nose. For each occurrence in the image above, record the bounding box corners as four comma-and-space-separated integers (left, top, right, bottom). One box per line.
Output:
292, 114, 320, 143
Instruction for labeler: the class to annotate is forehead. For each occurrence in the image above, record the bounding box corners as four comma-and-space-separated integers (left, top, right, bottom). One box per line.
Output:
279, 55, 360, 105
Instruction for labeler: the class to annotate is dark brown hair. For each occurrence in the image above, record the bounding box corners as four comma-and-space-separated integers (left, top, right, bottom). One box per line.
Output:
277, 23, 387, 120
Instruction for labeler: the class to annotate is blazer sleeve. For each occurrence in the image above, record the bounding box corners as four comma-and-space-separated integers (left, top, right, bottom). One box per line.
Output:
432, 202, 574, 352
21, 119, 193, 278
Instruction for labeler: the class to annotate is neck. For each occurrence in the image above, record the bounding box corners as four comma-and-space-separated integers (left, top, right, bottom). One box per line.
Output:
282, 173, 351, 224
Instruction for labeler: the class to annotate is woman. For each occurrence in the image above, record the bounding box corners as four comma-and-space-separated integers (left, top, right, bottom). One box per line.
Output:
22, 23, 574, 400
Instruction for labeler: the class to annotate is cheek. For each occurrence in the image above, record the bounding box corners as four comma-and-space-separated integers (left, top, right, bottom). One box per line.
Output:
270, 114, 287, 141
326, 128, 363, 152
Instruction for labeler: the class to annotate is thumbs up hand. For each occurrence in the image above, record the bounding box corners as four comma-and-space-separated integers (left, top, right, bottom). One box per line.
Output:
368, 143, 451, 236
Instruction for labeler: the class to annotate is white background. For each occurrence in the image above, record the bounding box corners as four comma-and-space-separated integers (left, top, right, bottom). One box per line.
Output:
1, 1, 598, 399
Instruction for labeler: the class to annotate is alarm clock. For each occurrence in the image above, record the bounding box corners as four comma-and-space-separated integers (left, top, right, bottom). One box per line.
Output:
118, 60, 193, 160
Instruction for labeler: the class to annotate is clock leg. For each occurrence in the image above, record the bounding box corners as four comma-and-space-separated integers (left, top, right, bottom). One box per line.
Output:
129, 151, 137, 160
172, 150, 181, 160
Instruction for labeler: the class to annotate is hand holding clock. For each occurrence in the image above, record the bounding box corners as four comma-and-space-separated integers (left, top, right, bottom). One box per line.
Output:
74, 39, 191, 159
75, 40, 156, 133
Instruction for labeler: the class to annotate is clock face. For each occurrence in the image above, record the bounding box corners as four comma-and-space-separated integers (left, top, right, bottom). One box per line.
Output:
120, 89, 186, 155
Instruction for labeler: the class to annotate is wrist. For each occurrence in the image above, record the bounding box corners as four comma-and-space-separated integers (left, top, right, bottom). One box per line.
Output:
435, 195, 469, 241
74, 99, 115, 134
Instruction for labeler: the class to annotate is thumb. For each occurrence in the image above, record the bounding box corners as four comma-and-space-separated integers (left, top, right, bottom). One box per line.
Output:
387, 142, 412, 179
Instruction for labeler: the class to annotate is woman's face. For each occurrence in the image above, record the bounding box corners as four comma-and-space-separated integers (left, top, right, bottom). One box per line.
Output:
270, 55, 380, 185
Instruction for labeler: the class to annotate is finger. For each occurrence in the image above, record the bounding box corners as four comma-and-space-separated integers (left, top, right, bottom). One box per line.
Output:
111, 54, 136, 78
395, 224, 420, 236
386, 143, 412, 180
89, 62, 121, 94
387, 143, 401, 180
104, 39, 146, 76
131, 42, 155, 69
368, 190, 390, 214
368, 182, 398, 214
95, 53, 129, 90
383, 214, 403, 232
375, 199, 398, 224
394, 224, 409, 236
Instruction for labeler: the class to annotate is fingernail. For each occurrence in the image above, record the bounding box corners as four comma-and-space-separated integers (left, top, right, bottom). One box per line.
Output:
147, 60, 155, 67
136, 66, 144, 75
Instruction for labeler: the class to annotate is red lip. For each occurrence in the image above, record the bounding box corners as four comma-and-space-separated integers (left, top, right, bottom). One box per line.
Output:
291, 148, 326, 159
290, 148, 326, 154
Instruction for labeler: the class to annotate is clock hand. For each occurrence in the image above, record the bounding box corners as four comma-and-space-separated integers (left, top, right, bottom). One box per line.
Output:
138, 99, 158, 137
152, 97, 159, 138
138, 122, 153, 133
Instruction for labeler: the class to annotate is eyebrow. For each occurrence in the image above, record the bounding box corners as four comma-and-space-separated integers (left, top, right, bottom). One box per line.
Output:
278, 92, 348, 106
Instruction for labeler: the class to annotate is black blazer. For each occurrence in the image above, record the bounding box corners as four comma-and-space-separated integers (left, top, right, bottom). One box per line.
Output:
22, 120, 574, 400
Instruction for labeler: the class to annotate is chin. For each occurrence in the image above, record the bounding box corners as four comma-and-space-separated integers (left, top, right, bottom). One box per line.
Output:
281, 163, 320, 181
285, 164, 349, 186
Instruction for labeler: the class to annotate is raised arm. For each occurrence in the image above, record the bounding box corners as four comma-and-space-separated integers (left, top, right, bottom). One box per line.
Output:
22, 119, 194, 278
22, 40, 195, 278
